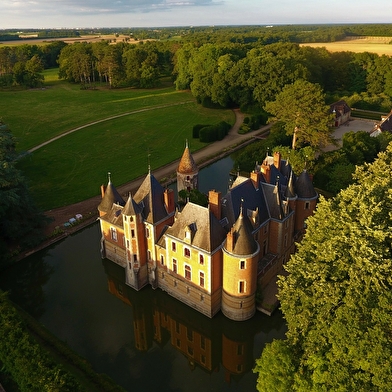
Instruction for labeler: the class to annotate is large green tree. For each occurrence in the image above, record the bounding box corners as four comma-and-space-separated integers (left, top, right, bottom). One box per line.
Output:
0, 122, 47, 267
255, 143, 392, 391
264, 79, 334, 150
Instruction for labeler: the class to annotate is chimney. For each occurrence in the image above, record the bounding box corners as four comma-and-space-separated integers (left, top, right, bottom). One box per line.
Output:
164, 188, 175, 214
208, 190, 221, 220
250, 171, 262, 190
226, 228, 235, 252
273, 151, 281, 170
100, 184, 106, 198
260, 164, 271, 184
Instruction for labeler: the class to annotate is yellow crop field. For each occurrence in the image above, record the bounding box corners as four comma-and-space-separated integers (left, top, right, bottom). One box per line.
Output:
301, 37, 392, 56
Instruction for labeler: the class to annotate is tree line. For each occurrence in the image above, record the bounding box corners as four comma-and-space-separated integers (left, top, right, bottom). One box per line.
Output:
0, 41, 66, 87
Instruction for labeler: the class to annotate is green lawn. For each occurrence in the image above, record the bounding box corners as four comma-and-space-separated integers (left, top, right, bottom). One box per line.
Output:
7, 70, 235, 210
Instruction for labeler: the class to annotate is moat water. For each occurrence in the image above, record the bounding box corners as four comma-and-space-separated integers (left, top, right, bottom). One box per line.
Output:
0, 156, 287, 392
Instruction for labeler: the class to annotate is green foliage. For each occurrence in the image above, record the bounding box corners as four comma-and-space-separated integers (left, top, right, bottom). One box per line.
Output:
0, 123, 47, 267
0, 292, 82, 391
234, 121, 292, 173
272, 145, 317, 175
198, 121, 231, 142
265, 79, 334, 150
256, 143, 392, 391
192, 124, 210, 138
178, 189, 208, 207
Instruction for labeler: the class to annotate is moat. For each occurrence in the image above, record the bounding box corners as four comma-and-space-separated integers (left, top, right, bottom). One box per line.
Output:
0, 156, 287, 391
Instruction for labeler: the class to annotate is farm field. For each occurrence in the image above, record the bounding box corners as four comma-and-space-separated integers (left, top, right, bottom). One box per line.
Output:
4, 69, 234, 210
300, 37, 392, 55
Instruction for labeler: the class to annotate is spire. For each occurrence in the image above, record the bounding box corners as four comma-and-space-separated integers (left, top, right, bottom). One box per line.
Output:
177, 141, 198, 174
98, 173, 125, 214
284, 169, 297, 199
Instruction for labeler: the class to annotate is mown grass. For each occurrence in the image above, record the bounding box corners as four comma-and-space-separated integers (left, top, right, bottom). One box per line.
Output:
1, 69, 195, 151
7, 70, 235, 210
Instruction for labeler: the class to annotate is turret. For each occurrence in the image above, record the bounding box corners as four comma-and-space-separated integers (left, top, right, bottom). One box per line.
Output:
221, 204, 260, 321
177, 140, 199, 198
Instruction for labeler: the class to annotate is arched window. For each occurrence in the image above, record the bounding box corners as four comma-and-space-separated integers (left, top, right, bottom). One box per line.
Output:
185, 265, 191, 280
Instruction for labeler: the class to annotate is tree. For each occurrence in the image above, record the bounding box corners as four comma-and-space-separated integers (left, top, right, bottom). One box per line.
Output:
0, 122, 47, 267
255, 143, 392, 391
264, 79, 334, 150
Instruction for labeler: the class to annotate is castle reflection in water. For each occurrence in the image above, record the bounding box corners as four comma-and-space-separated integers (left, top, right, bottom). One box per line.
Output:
102, 258, 285, 384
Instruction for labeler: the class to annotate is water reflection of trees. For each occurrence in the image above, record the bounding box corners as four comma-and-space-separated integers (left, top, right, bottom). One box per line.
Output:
102, 258, 286, 384
0, 250, 53, 318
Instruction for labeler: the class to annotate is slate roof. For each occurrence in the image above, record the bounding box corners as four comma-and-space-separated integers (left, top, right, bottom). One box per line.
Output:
100, 203, 125, 228
379, 110, 392, 132
295, 170, 317, 199
330, 100, 351, 118
133, 171, 170, 224
262, 183, 285, 220
229, 208, 258, 256
98, 178, 125, 214
122, 194, 143, 216
221, 177, 270, 228
165, 202, 226, 253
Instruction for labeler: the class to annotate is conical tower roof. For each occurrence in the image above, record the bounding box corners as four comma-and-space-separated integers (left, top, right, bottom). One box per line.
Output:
228, 206, 258, 256
98, 173, 125, 214
123, 194, 142, 216
295, 170, 317, 199
177, 141, 198, 174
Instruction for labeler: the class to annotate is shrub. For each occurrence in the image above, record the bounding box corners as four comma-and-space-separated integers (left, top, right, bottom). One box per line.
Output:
193, 124, 210, 139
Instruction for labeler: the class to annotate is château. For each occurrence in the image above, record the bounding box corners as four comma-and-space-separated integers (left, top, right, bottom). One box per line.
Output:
98, 145, 317, 321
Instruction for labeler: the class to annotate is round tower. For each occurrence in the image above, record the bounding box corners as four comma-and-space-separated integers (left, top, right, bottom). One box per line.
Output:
222, 205, 260, 321
176, 140, 199, 197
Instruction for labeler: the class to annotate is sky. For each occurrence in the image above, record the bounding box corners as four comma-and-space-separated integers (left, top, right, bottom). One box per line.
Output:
1, 0, 391, 29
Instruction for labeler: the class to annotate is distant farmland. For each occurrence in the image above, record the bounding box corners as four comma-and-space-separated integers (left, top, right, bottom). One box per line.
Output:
301, 36, 392, 56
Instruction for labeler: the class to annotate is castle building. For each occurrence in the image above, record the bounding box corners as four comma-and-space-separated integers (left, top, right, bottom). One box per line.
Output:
98, 148, 317, 321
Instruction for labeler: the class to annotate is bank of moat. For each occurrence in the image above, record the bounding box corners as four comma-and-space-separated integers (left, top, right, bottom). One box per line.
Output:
98, 144, 317, 321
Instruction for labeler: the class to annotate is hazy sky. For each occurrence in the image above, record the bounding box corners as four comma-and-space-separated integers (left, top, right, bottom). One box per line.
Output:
1, 0, 391, 29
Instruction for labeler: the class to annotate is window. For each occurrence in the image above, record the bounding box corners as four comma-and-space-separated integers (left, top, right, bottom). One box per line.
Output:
201, 354, 206, 365
239, 281, 245, 293
184, 247, 190, 258
146, 228, 150, 237
237, 344, 244, 355
185, 265, 191, 280
133, 254, 137, 262
199, 271, 205, 288
173, 259, 177, 274
240, 260, 245, 270
200, 336, 206, 350
305, 201, 310, 210
147, 250, 151, 260
172, 241, 176, 252
187, 328, 193, 342
131, 229, 135, 238
160, 255, 164, 265
187, 346, 194, 356
126, 239, 130, 248
130, 216, 134, 222
110, 227, 117, 241
199, 254, 204, 265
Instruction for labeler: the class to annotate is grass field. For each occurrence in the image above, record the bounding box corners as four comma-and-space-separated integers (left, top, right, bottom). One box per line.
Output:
2, 69, 234, 210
